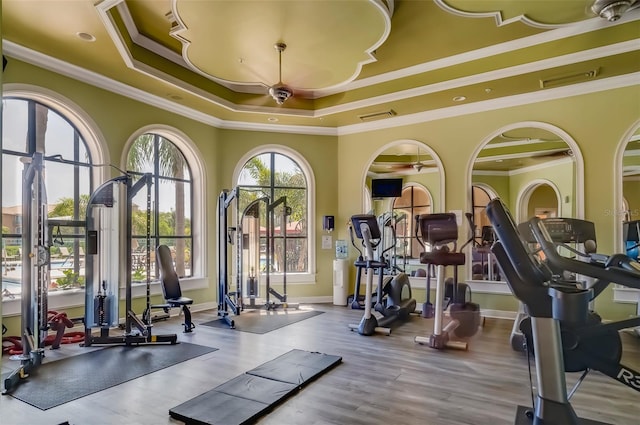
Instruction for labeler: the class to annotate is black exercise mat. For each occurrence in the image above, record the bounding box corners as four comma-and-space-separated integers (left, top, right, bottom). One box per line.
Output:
200, 309, 323, 334
247, 349, 342, 385
170, 349, 341, 425
6, 342, 217, 410
169, 375, 298, 425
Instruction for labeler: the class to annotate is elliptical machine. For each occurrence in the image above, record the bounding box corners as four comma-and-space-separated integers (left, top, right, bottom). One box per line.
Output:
348, 214, 416, 336
414, 213, 481, 350
349, 212, 397, 309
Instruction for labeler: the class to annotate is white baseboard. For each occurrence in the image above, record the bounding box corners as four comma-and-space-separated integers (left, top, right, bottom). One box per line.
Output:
480, 309, 517, 320
181, 297, 334, 317
411, 304, 517, 320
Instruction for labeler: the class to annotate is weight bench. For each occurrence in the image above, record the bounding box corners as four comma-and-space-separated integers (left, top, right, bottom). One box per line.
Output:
149, 244, 195, 333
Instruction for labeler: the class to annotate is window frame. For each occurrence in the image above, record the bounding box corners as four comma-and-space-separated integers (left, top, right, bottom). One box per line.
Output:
233, 145, 316, 282
2, 85, 109, 315
122, 125, 207, 287
392, 183, 432, 260
126, 133, 194, 280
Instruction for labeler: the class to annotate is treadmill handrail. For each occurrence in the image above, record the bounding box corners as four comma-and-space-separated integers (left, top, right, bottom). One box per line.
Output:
529, 217, 640, 290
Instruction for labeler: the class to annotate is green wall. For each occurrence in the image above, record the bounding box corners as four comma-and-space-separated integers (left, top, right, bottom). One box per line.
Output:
338, 86, 640, 320
472, 174, 510, 205
2, 57, 639, 332
509, 160, 575, 220
215, 128, 339, 298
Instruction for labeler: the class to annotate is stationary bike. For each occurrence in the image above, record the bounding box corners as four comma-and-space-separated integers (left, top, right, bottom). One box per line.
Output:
414, 213, 481, 350
487, 198, 640, 425
348, 214, 416, 336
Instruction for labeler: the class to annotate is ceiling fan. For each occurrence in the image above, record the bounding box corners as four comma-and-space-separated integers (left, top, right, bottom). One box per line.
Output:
590, 0, 638, 21
412, 146, 427, 172
268, 42, 293, 105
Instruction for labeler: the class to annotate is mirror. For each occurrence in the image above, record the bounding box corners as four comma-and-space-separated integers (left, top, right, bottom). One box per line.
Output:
471, 124, 581, 282
621, 127, 640, 258
363, 140, 444, 274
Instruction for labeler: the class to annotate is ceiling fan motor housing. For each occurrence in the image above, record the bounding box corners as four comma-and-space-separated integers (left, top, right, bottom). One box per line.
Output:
269, 84, 293, 105
591, 0, 636, 21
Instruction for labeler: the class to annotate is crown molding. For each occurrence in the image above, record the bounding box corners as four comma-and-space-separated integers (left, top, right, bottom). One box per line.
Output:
336, 72, 640, 135
302, 10, 640, 97
319, 39, 639, 117
3, 39, 639, 137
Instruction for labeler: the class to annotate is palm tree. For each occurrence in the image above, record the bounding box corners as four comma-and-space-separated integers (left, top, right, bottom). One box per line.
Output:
127, 134, 189, 277
240, 154, 307, 272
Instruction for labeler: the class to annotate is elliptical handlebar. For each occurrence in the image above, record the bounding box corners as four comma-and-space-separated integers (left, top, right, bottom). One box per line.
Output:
349, 214, 381, 259
348, 222, 364, 259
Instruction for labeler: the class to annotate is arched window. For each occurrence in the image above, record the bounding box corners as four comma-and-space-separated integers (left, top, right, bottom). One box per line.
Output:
126, 133, 193, 280
2, 97, 94, 298
393, 185, 432, 260
470, 184, 499, 281
237, 150, 310, 274
472, 185, 494, 234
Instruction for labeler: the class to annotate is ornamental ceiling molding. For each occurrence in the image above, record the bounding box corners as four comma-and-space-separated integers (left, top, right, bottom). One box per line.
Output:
3, 39, 638, 137
166, 0, 393, 95
436, 0, 592, 29
95, 0, 638, 117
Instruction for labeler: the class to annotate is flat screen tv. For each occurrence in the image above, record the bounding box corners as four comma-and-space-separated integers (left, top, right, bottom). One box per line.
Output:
371, 178, 403, 198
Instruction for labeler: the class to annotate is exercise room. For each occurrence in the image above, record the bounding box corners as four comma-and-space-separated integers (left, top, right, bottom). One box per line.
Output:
1, 1, 639, 424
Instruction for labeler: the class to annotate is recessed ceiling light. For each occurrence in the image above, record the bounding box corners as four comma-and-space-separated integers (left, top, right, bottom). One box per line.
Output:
484, 88, 493, 93
268, 117, 279, 122
495, 159, 503, 162
452, 96, 466, 102
76, 32, 96, 42
167, 94, 183, 100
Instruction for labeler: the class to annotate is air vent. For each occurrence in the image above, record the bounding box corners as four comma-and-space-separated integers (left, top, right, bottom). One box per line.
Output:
358, 109, 397, 122
540, 68, 599, 89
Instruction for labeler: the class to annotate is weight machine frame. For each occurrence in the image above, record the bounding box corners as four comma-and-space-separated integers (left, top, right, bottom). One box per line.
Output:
2, 153, 49, 393
83, 173, 177, 346
217, 189, 297, 328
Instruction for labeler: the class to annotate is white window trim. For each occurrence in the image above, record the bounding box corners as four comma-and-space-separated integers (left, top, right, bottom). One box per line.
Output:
466, 121, 585, 289
122, 125, 207, 280
2, 277, 210, 317
394, 182, 433, 257
2, 86, 109, 312
362, 139, 446, 214
232, 144, 316, 281
3, 84, 110, 183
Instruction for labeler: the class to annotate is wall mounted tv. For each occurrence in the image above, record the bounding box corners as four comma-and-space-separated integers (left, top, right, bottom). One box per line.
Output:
371, 178, 403, 198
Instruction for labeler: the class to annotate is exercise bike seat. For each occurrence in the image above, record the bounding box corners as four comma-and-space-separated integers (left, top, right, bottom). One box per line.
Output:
420, 250, 465, 267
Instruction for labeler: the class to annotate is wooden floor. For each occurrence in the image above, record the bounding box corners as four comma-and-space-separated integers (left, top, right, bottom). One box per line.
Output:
1, 304, 639, 425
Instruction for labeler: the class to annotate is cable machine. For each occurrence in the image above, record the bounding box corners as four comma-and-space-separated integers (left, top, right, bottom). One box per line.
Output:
218, 189, 298, 328
83, 173, 177, 346
2, 153, 49, 393
217, 188, 242, 328
264, 195, 297, 309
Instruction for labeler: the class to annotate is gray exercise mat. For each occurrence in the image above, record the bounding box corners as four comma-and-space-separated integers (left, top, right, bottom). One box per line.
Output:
200, 309, 323, 334
169, 349, 342, 425
5, 342, 217, 410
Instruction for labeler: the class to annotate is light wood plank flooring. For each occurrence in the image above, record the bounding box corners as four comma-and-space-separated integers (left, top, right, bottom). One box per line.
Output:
1, 305, 639, 425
